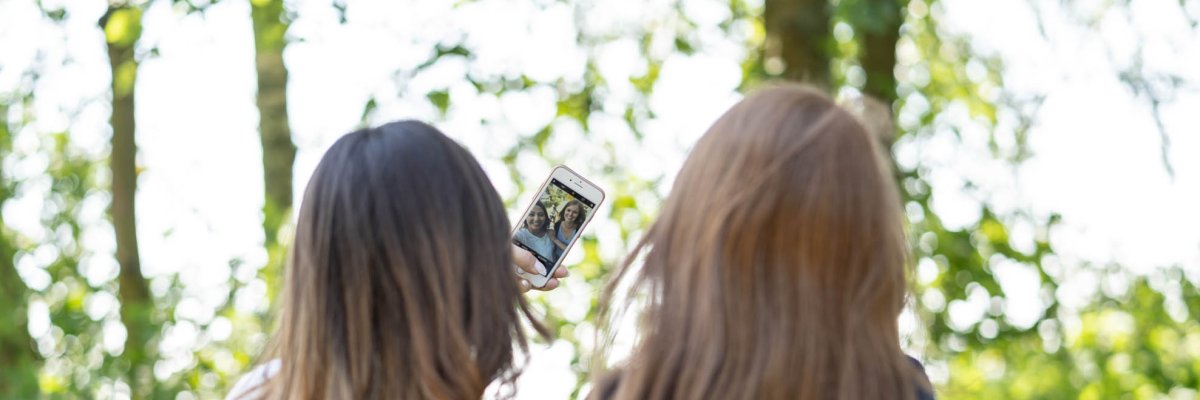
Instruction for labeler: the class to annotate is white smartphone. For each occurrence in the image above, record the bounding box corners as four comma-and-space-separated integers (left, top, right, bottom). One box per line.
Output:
512, 165, 605, 288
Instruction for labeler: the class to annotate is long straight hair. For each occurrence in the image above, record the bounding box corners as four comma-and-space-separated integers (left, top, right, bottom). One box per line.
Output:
597, 85, 927, 399
256, 121, 544, 399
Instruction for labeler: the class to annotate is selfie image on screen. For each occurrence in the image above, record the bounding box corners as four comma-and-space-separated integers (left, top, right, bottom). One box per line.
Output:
512, 179, 595, 276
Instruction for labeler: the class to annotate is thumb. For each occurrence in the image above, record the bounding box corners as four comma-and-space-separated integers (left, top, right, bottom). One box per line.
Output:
513, 245, 540, 275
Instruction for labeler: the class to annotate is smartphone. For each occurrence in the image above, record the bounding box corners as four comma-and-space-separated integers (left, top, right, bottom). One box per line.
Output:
512, 165, 605, 288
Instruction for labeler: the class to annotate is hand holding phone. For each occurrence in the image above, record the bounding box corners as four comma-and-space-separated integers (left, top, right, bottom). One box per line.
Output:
512, 166, 605, 288
512, 245, 568, 292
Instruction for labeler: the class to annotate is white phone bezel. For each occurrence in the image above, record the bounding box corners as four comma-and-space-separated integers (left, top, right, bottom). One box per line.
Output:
512, 165, 605, 288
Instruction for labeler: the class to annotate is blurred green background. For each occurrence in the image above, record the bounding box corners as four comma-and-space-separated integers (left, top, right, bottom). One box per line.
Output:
1, 0, 1199, 398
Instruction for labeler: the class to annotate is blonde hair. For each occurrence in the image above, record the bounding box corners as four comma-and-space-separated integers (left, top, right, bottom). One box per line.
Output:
597, 85, 927, 399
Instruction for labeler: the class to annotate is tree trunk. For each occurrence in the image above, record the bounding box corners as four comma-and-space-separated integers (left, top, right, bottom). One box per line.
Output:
855, 0, 906, 146
0, 106, 38, 396
251, 0, 296, 300
102, 6, 156, 397
859, 0, 905, 106
763, 0, 834, 88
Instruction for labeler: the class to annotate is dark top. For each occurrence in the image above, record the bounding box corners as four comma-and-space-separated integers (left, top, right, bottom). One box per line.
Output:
908, 356, 936, 400
595, 356, 936, 400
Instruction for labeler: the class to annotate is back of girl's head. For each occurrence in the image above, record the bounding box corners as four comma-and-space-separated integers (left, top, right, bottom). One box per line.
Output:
263, 121, 538, 399
599, 85, 921, 400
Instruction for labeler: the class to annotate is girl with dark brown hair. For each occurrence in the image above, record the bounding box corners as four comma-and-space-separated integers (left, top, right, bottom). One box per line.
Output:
226, 121, 564, 399
515, 201, 557, 263
595, 85, 935, 400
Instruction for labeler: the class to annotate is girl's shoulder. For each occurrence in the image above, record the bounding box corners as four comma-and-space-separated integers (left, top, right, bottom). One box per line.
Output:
225, 359, 281, 400
906, 356, 936, 400
590, 369, 624, 400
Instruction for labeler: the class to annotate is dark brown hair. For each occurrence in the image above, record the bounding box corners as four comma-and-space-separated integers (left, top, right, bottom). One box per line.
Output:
597, 85, 928, 399
524, 201, 550, 232
256, 121, 543, 399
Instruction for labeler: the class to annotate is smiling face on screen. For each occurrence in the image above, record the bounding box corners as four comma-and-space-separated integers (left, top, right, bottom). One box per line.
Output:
525, 203, 549, 234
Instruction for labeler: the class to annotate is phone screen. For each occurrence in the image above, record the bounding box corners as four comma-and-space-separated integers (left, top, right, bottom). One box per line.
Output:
512, 177, 597, 276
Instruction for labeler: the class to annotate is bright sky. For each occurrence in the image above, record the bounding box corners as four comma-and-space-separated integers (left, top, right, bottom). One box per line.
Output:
1, 0, 1198, 397
938, 0, 1200, 273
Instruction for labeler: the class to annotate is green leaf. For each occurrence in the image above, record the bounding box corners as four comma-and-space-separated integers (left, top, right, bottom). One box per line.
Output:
427, 90, 450, 115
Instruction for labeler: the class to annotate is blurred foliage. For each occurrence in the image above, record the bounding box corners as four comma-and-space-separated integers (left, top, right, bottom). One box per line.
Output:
0, 85, 40, 398
1, 0, 1198, 399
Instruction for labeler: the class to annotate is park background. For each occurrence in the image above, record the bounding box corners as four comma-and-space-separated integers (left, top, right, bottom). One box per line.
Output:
2, 0, 1199, 398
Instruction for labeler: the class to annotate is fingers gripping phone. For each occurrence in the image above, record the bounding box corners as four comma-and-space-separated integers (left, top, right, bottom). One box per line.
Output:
512, 166, 605, 288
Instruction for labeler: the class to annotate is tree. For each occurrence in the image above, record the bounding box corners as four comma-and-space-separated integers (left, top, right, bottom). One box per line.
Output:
0, 1, 290, 396
250, 0, 297, 302
763, 0, 834, 87
100, 4, 156, 397
855, 0, 904, 106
